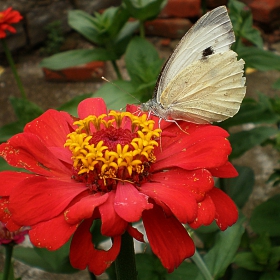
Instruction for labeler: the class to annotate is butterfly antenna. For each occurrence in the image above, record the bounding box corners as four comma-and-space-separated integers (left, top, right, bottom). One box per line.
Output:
102, 77, 141, 104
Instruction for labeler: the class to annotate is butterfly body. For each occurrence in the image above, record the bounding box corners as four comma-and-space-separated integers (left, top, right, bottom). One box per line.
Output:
140, 6, 246, 124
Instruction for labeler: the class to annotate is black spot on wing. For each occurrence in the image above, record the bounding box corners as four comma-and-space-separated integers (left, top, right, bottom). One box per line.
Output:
202, 46, 214, 59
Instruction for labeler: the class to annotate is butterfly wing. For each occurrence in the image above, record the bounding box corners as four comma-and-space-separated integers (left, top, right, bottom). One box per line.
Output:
160, 50, 246, 123
156, 6, 235, 103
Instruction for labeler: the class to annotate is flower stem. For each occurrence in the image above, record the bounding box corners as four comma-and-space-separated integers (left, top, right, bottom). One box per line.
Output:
191, 249, 213, 280
110, 60, 123, 80
2, 244, 14, 280
139, 21, 145, 38
114, 231, 137, 280
1, 39, 27, 99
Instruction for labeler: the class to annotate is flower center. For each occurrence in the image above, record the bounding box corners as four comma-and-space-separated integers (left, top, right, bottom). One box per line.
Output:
64, 111, 161, 193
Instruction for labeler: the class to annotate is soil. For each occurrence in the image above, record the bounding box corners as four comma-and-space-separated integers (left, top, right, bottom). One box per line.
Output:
0, 34, 280, 279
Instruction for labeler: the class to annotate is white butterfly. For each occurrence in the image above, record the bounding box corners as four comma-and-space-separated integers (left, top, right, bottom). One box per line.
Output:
141, 6, 246, 124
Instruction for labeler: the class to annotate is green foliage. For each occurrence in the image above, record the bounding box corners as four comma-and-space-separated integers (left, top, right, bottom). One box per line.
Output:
41, 20, 65, 55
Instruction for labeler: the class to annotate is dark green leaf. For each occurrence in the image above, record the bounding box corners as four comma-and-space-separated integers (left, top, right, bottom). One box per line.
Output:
195, 217, 245, 280
68, 10, 100, 44
260, 271, 280, 280
272, 78, 280, 90
57, 93, 92, 116
268, 246, 280, 267
237, 46, 280, 71
124, 0, 167, 21
250, 194, 280, 237
0, 121, 24, 143
230, 267, 260, 280
136, 253, 167, 280
125, 37, 163, 84
222, 165, 254, 208
92, 80, 142, 110
166, 262, 198, 279
40, 49, 114, 70
234, 252, 264, 272
229, 126, 278, 159
250, 234, 271, 265
13, 242, 78, 274
9, 97, 43, 124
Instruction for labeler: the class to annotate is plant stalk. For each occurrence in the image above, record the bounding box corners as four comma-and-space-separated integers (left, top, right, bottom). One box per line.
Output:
111, 60, 123, 80
1, 39, 27, 99
114, 231, 137, 280
3, 244, 14, 280
191, 249, 213, 280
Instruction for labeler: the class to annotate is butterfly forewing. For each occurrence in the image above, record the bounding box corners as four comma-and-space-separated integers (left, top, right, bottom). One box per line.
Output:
160, 50, 246, 123
156, 6, 235, 102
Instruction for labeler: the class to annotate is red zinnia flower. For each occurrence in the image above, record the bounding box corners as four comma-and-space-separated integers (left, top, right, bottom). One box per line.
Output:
0, 98, 238, 274
0, 221, 28, 245
0, 7, 23, 38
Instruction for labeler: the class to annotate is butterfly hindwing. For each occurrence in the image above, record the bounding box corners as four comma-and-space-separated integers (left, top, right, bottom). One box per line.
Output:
160, 50, 246, 123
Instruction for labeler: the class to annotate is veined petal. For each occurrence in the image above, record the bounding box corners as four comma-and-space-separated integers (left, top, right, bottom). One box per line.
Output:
77, 98, 107, 119
114, 183, 153, 222
140, 181, 197, 223
9, 177, 86, 226
189, 195, 216, 228
65, 193, 109, 224
99, 192, 127, 236
29, 214, 78, 250
143, 204, 195, 272
0, 133, 72, 177
209, 187, 238, 230
24, 109, 74, 148
209, 161, 238, 178
70, 218, 121, 275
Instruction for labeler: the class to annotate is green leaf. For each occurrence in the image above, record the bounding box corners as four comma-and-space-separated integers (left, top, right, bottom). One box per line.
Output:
40, 49, 114, 70
9, 97, 43, 124
13, 242, 78, 274
125, 37, 163, 84
68, 10, 100, 44
222, 165, 254, 208
230, 267, 261, 280
195, 216, 245, 280
124, 0, 167, 21
250, 234, 271, 265
229, 0, 263, 48
272, 78, 280, 90
234, 252, 264, 272
250, 194, 280, 237
136, 253, 167, 280
229, 126, 278, 159
57, 93, 92, 116
260, 271, 280, 280
237, 46, 280, 71
166, 262, 198, 279
92, 80, 142, 110
0, 121, 24, 143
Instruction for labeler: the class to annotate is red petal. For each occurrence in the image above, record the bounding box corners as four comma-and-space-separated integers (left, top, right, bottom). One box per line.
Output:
9, 176, 86, 226
140, 181, 197, 223
208, 187, 238, 230
154, 134, 231, 171
77, 98, 107, 119
209, 161, 238, 178
24, 109, 74, 148
70, 218, 121, 275
151, 168, 214, 202
65, 193, 109, 224
114, 183, 153, 222
143, 204, 195, 272
0, 171, 35, 196
0, 133, 72, 177
127, 224, 144, 242
29, 214, 77, 250
189, 195, 216, 228
99, 192, 127, 236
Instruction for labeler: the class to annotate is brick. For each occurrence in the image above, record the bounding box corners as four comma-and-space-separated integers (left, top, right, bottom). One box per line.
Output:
145, 18, 193, 39
244, 0, 280, 23
206, 0, 228, 8
43, 61, 105, 82
160, 0, 201, 18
